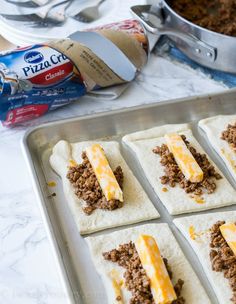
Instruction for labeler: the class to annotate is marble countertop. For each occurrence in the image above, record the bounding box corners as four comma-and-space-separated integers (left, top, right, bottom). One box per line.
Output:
0, 36, 228, 303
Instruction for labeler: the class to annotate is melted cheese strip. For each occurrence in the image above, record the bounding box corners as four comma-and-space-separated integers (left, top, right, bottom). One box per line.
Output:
220, 223, 236, 256
164, 133, 204, 183
135, 235, 177, 304
85, 144, 123, 202
109, 270, 123, 303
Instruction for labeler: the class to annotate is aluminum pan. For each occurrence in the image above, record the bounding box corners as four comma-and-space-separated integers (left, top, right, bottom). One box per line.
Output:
163, 0, 236, 73
22, 88, 236, 304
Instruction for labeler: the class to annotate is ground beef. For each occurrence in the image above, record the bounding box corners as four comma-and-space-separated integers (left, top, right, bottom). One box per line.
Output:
153, 134, 222, 195
103, 242, 185, 304
209, 221, 236, 303
170, 0, 236, 36
67, 152, 124, 215
221, 123, 236, 149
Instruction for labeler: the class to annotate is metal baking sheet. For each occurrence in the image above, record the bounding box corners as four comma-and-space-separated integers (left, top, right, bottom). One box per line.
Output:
22, 89, 236, 304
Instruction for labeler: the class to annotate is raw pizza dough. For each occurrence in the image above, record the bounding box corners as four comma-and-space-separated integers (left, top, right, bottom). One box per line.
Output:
86, 223, 211, 304
122, 124, 236, 215
199, 114, 236, 181
174, 211, 236, 304
49, 140, 159, 234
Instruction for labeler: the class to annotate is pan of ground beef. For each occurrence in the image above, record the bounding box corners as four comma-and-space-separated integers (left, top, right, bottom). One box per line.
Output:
131, 0, 236, 73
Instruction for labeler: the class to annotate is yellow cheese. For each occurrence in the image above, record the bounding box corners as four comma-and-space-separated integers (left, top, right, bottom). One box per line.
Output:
135, 235, 177, 304
109, 270, 123, 303
47, 181, 56, 187
220, 223, 236, 256
69, 159, 77, 167
164, 133, 204, 183
85, 144, 123, 202
221, 149, 236, 173
189, 225, 197, 240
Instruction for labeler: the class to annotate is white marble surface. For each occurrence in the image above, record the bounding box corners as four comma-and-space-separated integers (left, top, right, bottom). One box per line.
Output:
0, 47, 228, 303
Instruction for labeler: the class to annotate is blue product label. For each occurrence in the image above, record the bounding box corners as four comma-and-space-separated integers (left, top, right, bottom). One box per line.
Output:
0, 44, 86, 125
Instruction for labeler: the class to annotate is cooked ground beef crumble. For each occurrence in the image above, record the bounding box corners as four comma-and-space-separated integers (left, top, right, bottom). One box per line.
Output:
210, 221, 236, 303
103, 241, 185, 304
153, 134, 222, 195
67, 151, 124, 215
221, 123, 236, 149
171, 0, 236, 37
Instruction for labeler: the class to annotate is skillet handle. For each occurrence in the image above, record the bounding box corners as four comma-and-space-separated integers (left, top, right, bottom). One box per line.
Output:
130, 4, 216, 62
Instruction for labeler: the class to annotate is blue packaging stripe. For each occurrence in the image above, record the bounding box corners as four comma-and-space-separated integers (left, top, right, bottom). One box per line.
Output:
155, 36, 236, 88
169, 46, 236, 88
0, 43, 87, 125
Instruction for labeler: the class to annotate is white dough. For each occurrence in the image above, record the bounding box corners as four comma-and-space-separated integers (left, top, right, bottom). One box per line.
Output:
49, 140, 159, 234
199, 114, 236, 181
122, 124, 236, 215
174, 211, 236, 304
86, 223, 211, 304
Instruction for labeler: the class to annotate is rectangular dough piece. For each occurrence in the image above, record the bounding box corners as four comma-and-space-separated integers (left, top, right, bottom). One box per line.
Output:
86, 223, 211, 304
199, 114, 236, 181
174, 211, 236, 304
49, 140, 159, 234
122, 124, 236, 215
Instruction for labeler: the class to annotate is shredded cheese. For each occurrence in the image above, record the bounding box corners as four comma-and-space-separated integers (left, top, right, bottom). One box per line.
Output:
109, 270, 123, 303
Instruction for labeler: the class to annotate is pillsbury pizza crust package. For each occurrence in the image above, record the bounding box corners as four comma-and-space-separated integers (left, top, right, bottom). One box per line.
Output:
0, 19, 149, 126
